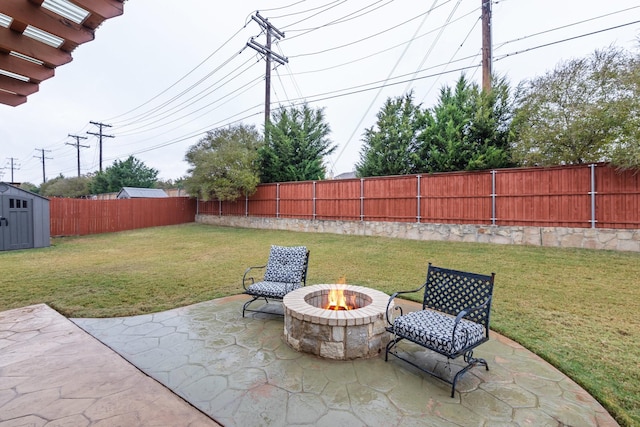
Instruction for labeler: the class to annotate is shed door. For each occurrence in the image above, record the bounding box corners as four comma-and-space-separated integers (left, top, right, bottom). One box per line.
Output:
0, 195, 34, 251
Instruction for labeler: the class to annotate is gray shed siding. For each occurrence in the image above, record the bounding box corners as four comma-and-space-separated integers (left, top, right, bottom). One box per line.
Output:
0, 183, 50, 251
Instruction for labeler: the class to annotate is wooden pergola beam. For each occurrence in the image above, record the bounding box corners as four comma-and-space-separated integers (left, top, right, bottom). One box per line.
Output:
0, 74, 39, 96
0, 0, 94, 50
0, 89, 27, 106
0, 26, 72, 67
0, 51, 54, 83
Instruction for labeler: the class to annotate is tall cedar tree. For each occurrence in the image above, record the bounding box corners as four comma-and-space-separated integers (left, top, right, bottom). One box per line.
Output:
260, 104, 336, 183
356, 92, 427, 177
418, 75, 514, 173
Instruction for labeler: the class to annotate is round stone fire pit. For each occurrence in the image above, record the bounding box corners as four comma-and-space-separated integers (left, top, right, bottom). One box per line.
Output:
282, 284, 392, 360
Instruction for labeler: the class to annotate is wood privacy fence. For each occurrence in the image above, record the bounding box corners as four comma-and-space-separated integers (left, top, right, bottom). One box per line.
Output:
198, 164, 640, 229
50, 197, 197, 236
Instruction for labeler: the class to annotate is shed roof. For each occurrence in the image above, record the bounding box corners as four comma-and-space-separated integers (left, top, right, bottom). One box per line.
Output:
0, 181, 49, 200
117, 187, 168, 199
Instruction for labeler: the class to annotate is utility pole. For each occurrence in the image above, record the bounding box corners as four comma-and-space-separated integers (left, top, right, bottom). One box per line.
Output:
87, 121, 114, 172
34, 149, 52, 184
67, 134, 89, 177
246, 12, 288, 127
5, 158, 20, 182
481, 0, 492, 92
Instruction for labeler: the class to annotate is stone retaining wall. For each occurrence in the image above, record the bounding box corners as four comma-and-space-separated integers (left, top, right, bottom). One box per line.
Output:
196, 215, 640, 252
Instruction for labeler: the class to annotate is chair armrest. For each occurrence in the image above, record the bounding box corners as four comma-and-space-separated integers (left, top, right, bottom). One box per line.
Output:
385, 282, 427, 326
242, 264, 266, 291
451, 296, 492, 351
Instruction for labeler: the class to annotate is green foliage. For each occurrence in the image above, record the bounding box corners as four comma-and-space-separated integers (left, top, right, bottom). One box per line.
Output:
40, 175, 92, 198
89, 156, 158, 194
512, 46, 640, 169
260, 103, 336, 183
18, 182, 40, 194
356, 92, 427, 177
419, 75, 515, 172
183, 124, 262, 201
357, 76, 515, 177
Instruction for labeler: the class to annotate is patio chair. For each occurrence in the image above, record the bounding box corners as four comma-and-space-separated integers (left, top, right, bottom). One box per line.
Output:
385, 263, 495, 397
242, 245, 310, 317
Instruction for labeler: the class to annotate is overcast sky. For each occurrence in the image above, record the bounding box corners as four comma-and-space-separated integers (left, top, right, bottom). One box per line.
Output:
2, 0, 639, 185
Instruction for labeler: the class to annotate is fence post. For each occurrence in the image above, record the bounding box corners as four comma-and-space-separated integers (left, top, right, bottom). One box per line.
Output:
245, 194, 248, 217
218, 199, 222, 216
589, 164, 597, 228
491, 170, 496, 225
312, 181, 316, 220
360, 178, 365, 221
276, 183, 280, 218
417, 175, 421, 223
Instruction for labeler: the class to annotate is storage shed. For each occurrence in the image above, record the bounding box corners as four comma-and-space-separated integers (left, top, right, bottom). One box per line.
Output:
0, 182, 50, 251
117, 187, 168, 199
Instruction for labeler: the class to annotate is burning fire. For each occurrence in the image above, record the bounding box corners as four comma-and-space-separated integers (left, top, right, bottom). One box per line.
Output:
325, 278, 357, 310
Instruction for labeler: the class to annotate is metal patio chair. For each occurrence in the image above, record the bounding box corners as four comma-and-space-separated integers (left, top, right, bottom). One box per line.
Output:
385, 263, 495, 397
242, 245, 310, 317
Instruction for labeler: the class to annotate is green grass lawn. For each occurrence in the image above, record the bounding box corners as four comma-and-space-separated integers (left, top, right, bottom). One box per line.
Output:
1, 223, 638, 426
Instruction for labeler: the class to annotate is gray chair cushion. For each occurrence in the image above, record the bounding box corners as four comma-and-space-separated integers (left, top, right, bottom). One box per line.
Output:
393, 310, 485, 354
245, 281, 303, 299
263, 245, 307, 283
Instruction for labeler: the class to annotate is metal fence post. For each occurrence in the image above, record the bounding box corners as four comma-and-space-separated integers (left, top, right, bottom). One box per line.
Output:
417, 175, 421, 223
312, 181, 316, 220
360, 178, 364, 221
276, 183, 280, 218
590, 164, 597, 228
491, 170, 496, 225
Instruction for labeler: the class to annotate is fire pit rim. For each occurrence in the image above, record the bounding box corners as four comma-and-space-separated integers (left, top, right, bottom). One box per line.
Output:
283, 283, 392, 327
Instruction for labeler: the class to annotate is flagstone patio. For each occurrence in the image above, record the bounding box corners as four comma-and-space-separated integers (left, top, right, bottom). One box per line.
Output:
0, 296, 618, 426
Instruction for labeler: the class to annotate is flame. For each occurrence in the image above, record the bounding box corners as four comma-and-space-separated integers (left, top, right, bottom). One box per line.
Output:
325, 287, 356, 311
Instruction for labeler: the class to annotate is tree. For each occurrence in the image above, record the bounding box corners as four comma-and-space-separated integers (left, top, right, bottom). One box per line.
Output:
356, 92, 427, 177
183, 124, 262, 201
418, 75, 515, 173
89, 156, 158, 194
260, 103, 336, 183
512, 46, 640, 169
40, 175, 92, 198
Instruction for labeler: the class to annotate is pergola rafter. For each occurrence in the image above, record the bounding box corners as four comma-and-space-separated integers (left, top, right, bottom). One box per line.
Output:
0, 0, 124, 107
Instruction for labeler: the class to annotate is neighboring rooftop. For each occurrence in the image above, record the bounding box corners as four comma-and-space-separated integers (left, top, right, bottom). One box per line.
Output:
117, 187, 168, 199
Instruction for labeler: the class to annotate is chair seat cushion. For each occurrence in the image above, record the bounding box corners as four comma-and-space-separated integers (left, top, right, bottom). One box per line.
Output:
245, 281, 303, 299
392, 309, 485, 355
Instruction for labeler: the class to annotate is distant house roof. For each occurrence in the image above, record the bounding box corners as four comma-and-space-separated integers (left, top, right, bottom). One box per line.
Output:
334, 171, 357, 180
117, 187, 168, 199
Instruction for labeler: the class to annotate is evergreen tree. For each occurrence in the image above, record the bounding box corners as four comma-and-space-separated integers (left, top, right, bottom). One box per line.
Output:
356, 92, 427, 177
260, 104, 336, 183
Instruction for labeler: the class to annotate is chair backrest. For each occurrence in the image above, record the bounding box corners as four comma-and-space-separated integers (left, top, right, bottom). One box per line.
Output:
422, 263, 494, 327
263, 245, 309, 284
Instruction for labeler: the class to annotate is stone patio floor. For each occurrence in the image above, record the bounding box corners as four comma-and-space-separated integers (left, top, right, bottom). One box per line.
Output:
0, 295, 619, 426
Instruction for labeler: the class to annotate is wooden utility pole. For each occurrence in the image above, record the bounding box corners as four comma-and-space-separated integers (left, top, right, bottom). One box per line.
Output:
87, 121, 114, 172
34, 149, 52, 184
481, 0, 492, 92
5, 158, 20, 182
67, 134, 89, 177
247, 12, 288, 127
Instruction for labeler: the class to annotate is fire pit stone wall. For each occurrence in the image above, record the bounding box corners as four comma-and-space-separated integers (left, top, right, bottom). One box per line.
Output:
283, 284, 392, 360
